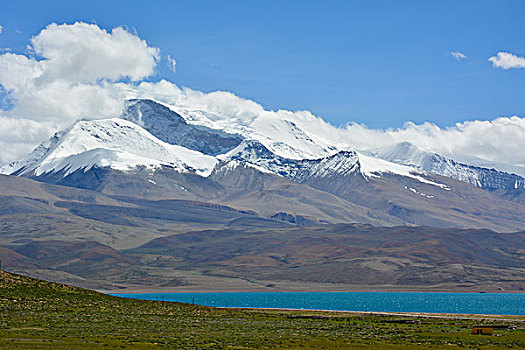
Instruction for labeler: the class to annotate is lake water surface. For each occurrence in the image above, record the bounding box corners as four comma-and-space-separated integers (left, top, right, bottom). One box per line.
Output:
112, 291, 525, 315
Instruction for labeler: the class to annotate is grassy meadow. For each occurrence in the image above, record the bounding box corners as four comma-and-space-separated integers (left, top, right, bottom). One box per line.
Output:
1, 270, 524, 349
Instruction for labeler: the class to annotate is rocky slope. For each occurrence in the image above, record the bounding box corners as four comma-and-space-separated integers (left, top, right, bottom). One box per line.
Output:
122, 99, 243, 156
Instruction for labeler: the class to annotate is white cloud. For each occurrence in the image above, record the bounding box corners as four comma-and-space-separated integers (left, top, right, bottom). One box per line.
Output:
1, 22, 525, 173
125, 80, 264, 125
0, 22, 160, 123
0, 25, 3, 35
30, 22, 159, 83
0, 114, 56, 164
489, 52, 525, 69
0, 22, 161, 163
339, 117, 525, 168
167, 55, 176, 73
448, 51, 467, 61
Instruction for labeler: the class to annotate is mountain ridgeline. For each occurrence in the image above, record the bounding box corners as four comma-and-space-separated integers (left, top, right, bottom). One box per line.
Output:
122, 99, 243, 156
1, 98, 525, 232
1, 98, 525, 291
367, 141, 525, 191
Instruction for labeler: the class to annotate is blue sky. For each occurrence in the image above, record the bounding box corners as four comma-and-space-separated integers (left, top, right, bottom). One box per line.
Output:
0, 0, 524, 128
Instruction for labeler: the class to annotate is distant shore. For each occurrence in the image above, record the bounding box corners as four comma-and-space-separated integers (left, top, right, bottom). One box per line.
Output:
104, 287, 525, 294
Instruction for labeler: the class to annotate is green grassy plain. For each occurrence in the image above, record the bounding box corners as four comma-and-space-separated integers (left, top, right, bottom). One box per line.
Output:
1, 271, 524, 349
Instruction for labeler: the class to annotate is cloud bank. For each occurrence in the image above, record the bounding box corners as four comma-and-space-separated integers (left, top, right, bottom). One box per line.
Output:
1, 22, 525, 173
489, 52, 525, 69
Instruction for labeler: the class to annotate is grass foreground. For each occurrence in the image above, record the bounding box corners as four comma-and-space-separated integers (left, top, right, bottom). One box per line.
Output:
0, 271, 524, 349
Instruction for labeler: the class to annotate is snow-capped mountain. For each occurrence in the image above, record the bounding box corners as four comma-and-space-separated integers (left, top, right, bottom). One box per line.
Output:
1, 118, 217, 177
2, 98, 525, 232
5, 99, 523, 193
217, 139, 361, 182
173, 105, 340, 160
120, 100, 452, 188
366, 142, 525, 190
132, 100, 525, 191
1, 99, 443, 188
122, 99, 243, 156
218, 139, 447, 188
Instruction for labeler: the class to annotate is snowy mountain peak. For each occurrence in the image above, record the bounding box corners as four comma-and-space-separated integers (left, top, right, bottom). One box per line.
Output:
124, 99, 186, 126
220, 139, 278, 163
219, 139, 303, 177
173, 104, 339, 160
366, 142, 525, 190
122, 99, 242, 156
218, 138, 445, 188
296, 150, 360, 180
3, 118, 217, 177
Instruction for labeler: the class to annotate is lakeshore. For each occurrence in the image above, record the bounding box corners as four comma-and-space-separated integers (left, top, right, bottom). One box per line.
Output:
2, 271, 525, 349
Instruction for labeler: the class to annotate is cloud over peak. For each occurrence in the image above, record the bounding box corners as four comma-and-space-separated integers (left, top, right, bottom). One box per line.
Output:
489, 52, 525, 69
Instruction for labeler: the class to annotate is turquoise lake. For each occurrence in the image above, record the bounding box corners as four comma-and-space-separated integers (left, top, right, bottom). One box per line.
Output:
112, 292, 525, 315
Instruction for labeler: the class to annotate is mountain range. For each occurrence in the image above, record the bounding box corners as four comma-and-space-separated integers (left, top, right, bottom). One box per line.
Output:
1, 98, 524, 291
2, 98, 524, 230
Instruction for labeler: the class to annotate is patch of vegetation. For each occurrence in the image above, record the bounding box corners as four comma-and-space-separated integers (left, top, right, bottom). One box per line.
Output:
1, 271, 524, 349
